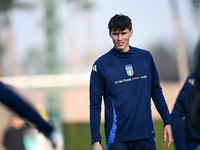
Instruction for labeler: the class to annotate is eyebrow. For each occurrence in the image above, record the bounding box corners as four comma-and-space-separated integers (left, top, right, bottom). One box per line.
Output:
112, 31, 128, 34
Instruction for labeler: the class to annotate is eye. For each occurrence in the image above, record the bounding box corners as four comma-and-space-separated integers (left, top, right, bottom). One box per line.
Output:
121, 32, 127, 35
112, 33, 118, 35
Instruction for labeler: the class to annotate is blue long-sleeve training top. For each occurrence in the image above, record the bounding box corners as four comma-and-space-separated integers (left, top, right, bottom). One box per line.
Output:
171, 73, 200, 150
0, 82, 54, 135
90, 46, 170, 144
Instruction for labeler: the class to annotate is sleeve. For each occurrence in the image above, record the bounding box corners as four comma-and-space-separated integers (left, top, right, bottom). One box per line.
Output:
171, 76, 192, 150
0, 82, 54, 135
90, 63, 104, 144
150, 57, 171, 126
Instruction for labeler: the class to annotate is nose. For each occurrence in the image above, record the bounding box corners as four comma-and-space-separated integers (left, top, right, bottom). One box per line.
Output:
118, 34, 122, 41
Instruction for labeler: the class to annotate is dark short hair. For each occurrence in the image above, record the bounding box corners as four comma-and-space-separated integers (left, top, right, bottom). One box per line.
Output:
108, 14, 132, 32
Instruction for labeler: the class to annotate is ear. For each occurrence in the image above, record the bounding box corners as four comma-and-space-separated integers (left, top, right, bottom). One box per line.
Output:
130, 29, 133, 37
109, 31, 112, 38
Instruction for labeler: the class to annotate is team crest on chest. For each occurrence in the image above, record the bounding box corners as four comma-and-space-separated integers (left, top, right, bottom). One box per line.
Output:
125, 64, 134, 76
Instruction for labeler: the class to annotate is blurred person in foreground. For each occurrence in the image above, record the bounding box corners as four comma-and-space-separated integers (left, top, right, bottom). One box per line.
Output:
171, 39, 200, 150
0, 82, 63, 149
90, 14, 173, 150
3, 116, 27, 150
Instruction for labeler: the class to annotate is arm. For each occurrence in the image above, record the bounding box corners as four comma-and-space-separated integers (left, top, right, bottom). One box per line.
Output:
151, 60, 171, 125
163, 124, 173, 148
0, 82, 62, 148
92, 142, 103, 150
90, 63, 104, 146
0, 82, 53, 134
150, 59, 173, 147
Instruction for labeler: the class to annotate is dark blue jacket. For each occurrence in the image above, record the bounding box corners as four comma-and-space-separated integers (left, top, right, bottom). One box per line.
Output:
90, 46, 170, 144
171, 73, 200, 150
0, 82, 53, 135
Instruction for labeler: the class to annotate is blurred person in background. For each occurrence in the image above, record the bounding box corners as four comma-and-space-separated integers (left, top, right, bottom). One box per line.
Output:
0, 81, 63, 149
90, 14, 173, 150
23, 104, 53, 150
171, 39, 200, 150
3, 115, 27, 150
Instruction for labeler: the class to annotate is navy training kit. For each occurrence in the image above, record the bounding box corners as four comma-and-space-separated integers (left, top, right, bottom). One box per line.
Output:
171, 73, 200, 150
90, 46, 171, 146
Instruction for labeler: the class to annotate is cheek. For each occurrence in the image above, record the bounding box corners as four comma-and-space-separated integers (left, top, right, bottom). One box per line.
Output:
111, 39, 116, 45
112, 37, 118, 43
125, 36, 131, 41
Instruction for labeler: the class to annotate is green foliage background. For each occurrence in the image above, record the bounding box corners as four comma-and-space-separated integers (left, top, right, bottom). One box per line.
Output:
63, 119, 175, 150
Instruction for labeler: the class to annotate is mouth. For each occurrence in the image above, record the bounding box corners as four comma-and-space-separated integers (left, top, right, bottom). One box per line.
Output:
117, 42, 124, 46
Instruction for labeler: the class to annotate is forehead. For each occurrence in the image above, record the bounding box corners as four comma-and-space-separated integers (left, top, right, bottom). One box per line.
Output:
111, 28, 130, 33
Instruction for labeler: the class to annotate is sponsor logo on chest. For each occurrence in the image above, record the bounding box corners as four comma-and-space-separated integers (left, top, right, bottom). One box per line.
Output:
125, 64, 134, 76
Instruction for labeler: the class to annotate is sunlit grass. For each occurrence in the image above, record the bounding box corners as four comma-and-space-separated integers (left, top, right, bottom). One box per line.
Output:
63, 119, 175, 150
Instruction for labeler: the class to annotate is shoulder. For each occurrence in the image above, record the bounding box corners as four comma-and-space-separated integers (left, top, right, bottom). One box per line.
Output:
133, 47, 152, 56
186, 73, 199, 88
178, 73, 197, 98
93, 50, 113, 66
132, 47, 153, 61
91, 50, 113, 75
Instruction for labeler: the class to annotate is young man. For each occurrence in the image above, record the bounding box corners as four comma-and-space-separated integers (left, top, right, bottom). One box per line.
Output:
90, 14, 173, 150
0, 82, 63, 149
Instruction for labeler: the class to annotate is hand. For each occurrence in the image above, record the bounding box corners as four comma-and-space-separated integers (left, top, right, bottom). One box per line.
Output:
164, 124, 174, 148
49, 130, 64, 149
92, 142, 103, 150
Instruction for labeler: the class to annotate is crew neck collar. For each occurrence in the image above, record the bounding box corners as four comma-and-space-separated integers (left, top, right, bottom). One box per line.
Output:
112, 46, 135, 56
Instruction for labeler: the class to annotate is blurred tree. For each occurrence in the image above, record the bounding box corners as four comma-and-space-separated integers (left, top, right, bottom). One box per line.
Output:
44, 0, 63, 138
188, 0, 200, 71
0, 41, 5, 76
45, 0, 59, 74
66, 0, 98, 70
169, 0, 189, 83
191, 0, 200, 26
0, 0, 34, 76
66, 0, 95, 10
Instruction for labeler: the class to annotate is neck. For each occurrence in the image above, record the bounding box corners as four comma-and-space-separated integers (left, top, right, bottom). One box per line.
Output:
115, 46, 130, 53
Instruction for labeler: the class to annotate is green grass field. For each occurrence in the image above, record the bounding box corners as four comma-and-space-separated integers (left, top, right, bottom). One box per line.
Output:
63, 119, 175, 150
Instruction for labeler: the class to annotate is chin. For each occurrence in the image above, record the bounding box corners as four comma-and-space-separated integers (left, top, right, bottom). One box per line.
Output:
116, 46, 124, 50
